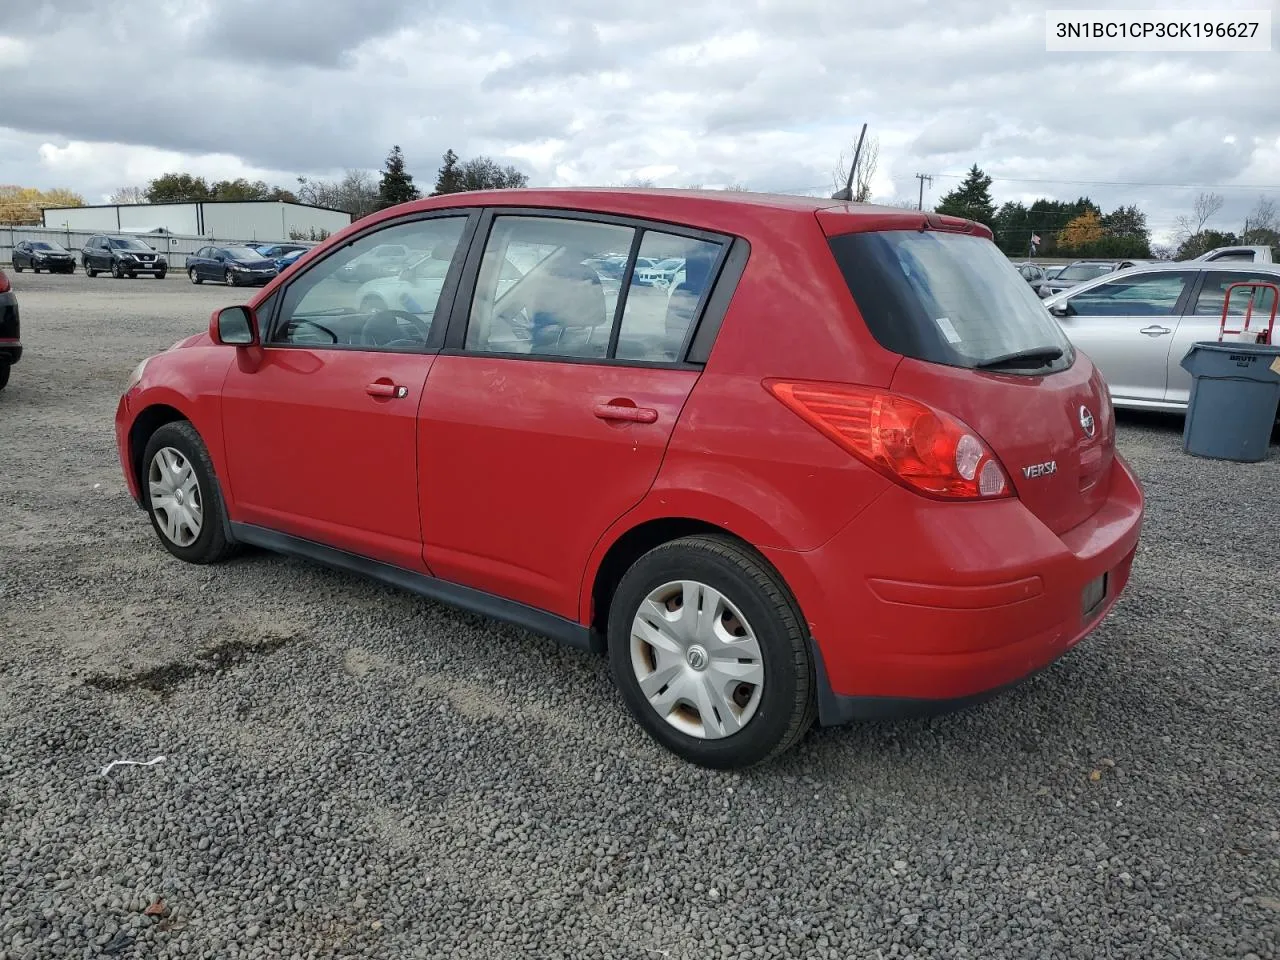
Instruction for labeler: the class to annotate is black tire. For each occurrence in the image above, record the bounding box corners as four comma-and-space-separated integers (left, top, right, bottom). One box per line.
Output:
141, 421, 237, 565
607, 535, 816, 769
85, 262, 97, 277
31, 266, 40, 274
189, 268, 202, 285
13, 262, 23, 272
111, 261, 123, 279
224, 269, 236, 286
155, 270, 166, 280
0, 363, 9, 391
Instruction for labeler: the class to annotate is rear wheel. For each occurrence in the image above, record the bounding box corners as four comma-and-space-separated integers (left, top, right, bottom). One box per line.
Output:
607, 535, 816, 769
141, 421, 237, 565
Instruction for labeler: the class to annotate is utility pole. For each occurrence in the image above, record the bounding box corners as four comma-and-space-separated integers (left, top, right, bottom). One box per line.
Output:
915, 173, 933, 210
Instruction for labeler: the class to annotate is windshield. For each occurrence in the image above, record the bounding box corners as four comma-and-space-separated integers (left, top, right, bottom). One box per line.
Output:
1058, 263, 1114, 282
32, 241, 66, 252
109, 238, 152, 250
224, 246, 264, 261
828, 229, 1073, 374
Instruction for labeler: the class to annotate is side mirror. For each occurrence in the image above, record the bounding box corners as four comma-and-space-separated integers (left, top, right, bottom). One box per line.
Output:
212, 305, 258, 346
1049, 302, 1072, 317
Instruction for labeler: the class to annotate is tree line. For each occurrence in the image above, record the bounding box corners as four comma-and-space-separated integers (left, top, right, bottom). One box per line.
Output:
934, 164, 1279, 260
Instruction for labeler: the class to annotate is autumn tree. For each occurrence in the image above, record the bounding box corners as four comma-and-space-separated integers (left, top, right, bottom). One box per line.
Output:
1058, 210, 1104, 251
0, 186, 85, 224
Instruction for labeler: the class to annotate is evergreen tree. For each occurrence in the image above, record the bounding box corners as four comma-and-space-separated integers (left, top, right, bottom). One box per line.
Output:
377, 145, 420, 207
934, 164, 996, 229
432, 149, 465, 195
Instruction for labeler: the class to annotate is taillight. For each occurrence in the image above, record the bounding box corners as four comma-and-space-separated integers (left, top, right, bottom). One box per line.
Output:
0, 269, 9, 294
765, 379, 1013, 500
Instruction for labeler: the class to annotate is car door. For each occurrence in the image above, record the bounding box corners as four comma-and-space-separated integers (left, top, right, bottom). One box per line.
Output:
418, 211, 731, 619
1051, 270, 1196, 404
1165, 269, 1280, 405
219, 212, 474, 570
14, 243, 28, 268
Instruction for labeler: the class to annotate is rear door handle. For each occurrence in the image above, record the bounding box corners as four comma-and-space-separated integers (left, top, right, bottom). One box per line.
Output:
1140, 325, 1171, 336
593, 402, 658, 423
366, 382, 409, 398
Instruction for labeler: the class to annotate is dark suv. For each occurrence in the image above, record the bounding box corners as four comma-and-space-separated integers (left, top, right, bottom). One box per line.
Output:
82, 235, 168, 279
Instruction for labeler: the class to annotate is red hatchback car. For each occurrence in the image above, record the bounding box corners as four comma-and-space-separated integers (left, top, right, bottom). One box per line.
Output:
115, 190, 1143, 768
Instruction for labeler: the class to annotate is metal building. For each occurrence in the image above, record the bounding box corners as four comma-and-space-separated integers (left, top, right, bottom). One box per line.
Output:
40, 200, 352, 244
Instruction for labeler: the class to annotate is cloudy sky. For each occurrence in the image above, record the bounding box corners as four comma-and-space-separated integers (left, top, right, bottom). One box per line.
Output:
2, 0, 1278, 244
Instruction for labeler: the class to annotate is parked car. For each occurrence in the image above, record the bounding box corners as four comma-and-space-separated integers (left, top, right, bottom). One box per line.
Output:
354, 246, 522, 316
1044, 260, 1280, 412
0, 266, 19, 391
1014, 261, 1051, 297
185, 246, 279, 286
82, 235, 168, 279
1037, 260, 1123, 297
336, 243, 414, 283
12, 240, 77, 274
1190, 245, 1275, 264
274, 247, 309, 273
115, 190, 1143, 768
252, 243, 313, 271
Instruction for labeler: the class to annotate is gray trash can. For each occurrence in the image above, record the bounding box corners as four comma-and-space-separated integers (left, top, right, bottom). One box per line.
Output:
1179, 341, 1280, 462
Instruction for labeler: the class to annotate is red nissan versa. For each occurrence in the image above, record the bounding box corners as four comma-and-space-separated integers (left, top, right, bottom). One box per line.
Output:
114, 189, 1143, 768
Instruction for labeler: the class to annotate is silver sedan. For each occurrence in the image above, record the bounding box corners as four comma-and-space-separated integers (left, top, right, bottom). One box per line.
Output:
1043, 261, 1280, 412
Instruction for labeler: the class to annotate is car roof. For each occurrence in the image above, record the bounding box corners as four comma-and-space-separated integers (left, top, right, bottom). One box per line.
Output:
329, 188, 985, 244
1043, 258, 1280, 303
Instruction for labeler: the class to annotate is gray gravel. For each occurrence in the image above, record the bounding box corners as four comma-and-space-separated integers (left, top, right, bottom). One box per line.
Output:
1, 269, 1278, 960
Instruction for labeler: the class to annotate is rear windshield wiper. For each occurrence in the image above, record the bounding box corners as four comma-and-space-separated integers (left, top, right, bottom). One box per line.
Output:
974, 346, 1064, 370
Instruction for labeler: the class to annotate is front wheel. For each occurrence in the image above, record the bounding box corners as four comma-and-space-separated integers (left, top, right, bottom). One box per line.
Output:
189, 268, 202, 284
224, 269, 236, 286
141, 421, 237, 565
11, 263, 21, 273
85, 262, 97, 277
154, 270, 166, 280
111, 262, 123, 279
607, 535, 816, 769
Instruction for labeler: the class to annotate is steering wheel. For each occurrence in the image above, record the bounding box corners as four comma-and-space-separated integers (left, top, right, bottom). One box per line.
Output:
360, 309, 431, 347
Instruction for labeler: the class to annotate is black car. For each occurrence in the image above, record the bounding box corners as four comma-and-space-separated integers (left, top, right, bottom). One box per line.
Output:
0, 266, 20, 391
12, 240, 77, 274
82, 235, 168, 279
185, 245, 279, 286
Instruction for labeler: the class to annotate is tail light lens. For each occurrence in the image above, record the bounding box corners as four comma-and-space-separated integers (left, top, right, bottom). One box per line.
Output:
0, 269, 9, 294
765, 379, 1013, 500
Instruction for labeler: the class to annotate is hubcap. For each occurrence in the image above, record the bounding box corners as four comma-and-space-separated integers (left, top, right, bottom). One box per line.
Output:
148, 447, 203, 547
629, 580, 764, 740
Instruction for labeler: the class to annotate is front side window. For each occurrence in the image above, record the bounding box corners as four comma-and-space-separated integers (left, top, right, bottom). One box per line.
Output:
271, 216, 467, 350
1067, 272, 1193, 317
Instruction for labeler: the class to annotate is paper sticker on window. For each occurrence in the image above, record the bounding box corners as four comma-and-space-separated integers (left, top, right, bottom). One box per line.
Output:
934, 317, 962, 344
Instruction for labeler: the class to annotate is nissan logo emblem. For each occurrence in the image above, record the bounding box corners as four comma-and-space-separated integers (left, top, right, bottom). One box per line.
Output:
1079, 405, 1096, 438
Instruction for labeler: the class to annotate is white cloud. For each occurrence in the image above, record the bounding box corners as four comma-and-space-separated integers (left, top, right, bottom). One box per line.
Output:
0, 0, 1275, 241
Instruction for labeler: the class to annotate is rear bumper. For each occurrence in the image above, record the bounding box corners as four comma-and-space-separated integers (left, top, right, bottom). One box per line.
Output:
0, 340, 21, 364
764, 453, 1144, 724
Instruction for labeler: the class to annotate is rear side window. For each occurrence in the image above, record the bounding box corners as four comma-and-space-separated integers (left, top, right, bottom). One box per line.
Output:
1192, 271, 1280, 318
829, 230, 1073, 373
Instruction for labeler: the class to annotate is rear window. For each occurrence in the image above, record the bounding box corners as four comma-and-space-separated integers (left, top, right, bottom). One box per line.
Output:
829, 230, 1073, 374
1057, 263, 1114, 281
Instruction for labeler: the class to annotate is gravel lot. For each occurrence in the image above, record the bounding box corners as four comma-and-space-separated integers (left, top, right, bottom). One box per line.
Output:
1, 270, 1277, 960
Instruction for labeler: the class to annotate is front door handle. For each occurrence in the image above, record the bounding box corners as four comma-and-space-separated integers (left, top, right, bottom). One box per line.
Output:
366, 382, 408, 398
594, 402, 658, 423
1140, 325, 1171, 337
